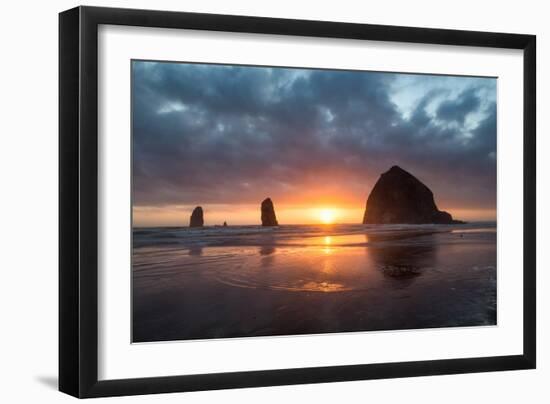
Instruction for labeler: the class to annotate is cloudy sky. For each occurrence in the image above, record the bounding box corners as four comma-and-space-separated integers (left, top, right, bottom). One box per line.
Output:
132, 60, 496, 226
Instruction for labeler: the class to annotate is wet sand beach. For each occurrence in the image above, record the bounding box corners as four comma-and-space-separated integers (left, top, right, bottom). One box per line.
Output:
132, 223, 496, 342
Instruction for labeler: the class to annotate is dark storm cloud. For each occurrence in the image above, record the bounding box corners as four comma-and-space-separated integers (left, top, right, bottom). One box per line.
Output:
132, 61, 496, 209
436, 87, 481, 124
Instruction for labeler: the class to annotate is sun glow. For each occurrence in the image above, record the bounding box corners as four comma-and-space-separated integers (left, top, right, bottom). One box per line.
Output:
133, 204, 369, 227
319, 209, 337, 224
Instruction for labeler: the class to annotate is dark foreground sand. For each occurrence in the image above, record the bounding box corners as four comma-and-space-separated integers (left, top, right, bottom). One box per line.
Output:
132, 224, 496, 342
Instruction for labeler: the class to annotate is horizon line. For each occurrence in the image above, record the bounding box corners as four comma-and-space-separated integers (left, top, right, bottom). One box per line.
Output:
132, 220, 497, 229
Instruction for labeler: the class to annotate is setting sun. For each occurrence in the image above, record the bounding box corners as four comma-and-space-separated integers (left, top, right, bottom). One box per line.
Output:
319, 209, 336, 224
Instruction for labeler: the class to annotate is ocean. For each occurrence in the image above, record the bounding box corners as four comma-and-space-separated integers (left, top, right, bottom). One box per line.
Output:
132, 222, 497, 342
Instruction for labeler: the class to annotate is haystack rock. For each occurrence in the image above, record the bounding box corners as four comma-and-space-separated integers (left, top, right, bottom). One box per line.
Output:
261, 198, 278, 226
189, 206, 204, 227
363, 166, 463, 225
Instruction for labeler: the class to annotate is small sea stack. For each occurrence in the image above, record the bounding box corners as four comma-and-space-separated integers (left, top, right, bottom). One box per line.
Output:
189, 206, 204, 227
261, 198, 278, 226
363, 165, 463, 224
223, 221, 228, 227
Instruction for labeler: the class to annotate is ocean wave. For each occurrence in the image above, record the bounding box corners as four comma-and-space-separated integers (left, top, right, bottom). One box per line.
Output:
133, 222, 496, 249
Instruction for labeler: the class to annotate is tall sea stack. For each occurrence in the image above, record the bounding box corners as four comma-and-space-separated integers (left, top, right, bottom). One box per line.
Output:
261, 198, 278, 226
189, 206, 204, 227
363, 166, 462, 224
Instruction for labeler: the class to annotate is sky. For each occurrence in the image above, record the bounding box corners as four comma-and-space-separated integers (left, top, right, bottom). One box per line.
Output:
132, 60, 497, 226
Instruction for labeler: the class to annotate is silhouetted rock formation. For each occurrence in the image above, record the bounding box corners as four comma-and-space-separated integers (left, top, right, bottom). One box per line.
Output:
261, 198, 278, 226
223, 221, 227, 227
189, 206, 204, 227
363, 166, 463, 225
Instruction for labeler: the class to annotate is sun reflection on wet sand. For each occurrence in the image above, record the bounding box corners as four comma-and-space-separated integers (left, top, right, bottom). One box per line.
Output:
231, 244, 374, 292
285, 233, 370, 248
302, 281, 346, 292
321, 255, 335, 275
323, 235, 333, 254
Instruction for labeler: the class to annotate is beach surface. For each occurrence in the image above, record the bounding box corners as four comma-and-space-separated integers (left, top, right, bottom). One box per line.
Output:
132, 223, 496, 342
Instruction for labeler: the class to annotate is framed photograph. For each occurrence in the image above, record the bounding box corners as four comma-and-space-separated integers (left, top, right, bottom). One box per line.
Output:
59, 6, 536, 398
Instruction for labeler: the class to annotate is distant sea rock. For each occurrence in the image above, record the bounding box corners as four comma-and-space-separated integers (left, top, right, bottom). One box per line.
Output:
363, 166, 463, 225
261, 198, 279, 226
189, 206, 204, 227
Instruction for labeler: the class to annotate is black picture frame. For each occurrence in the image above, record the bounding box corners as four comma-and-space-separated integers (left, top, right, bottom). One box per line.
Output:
59, 6, 536, 398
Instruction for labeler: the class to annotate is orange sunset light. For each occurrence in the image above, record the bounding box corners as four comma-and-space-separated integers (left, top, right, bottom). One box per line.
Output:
319, 208, 337, 224
132, 203, 496, 228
